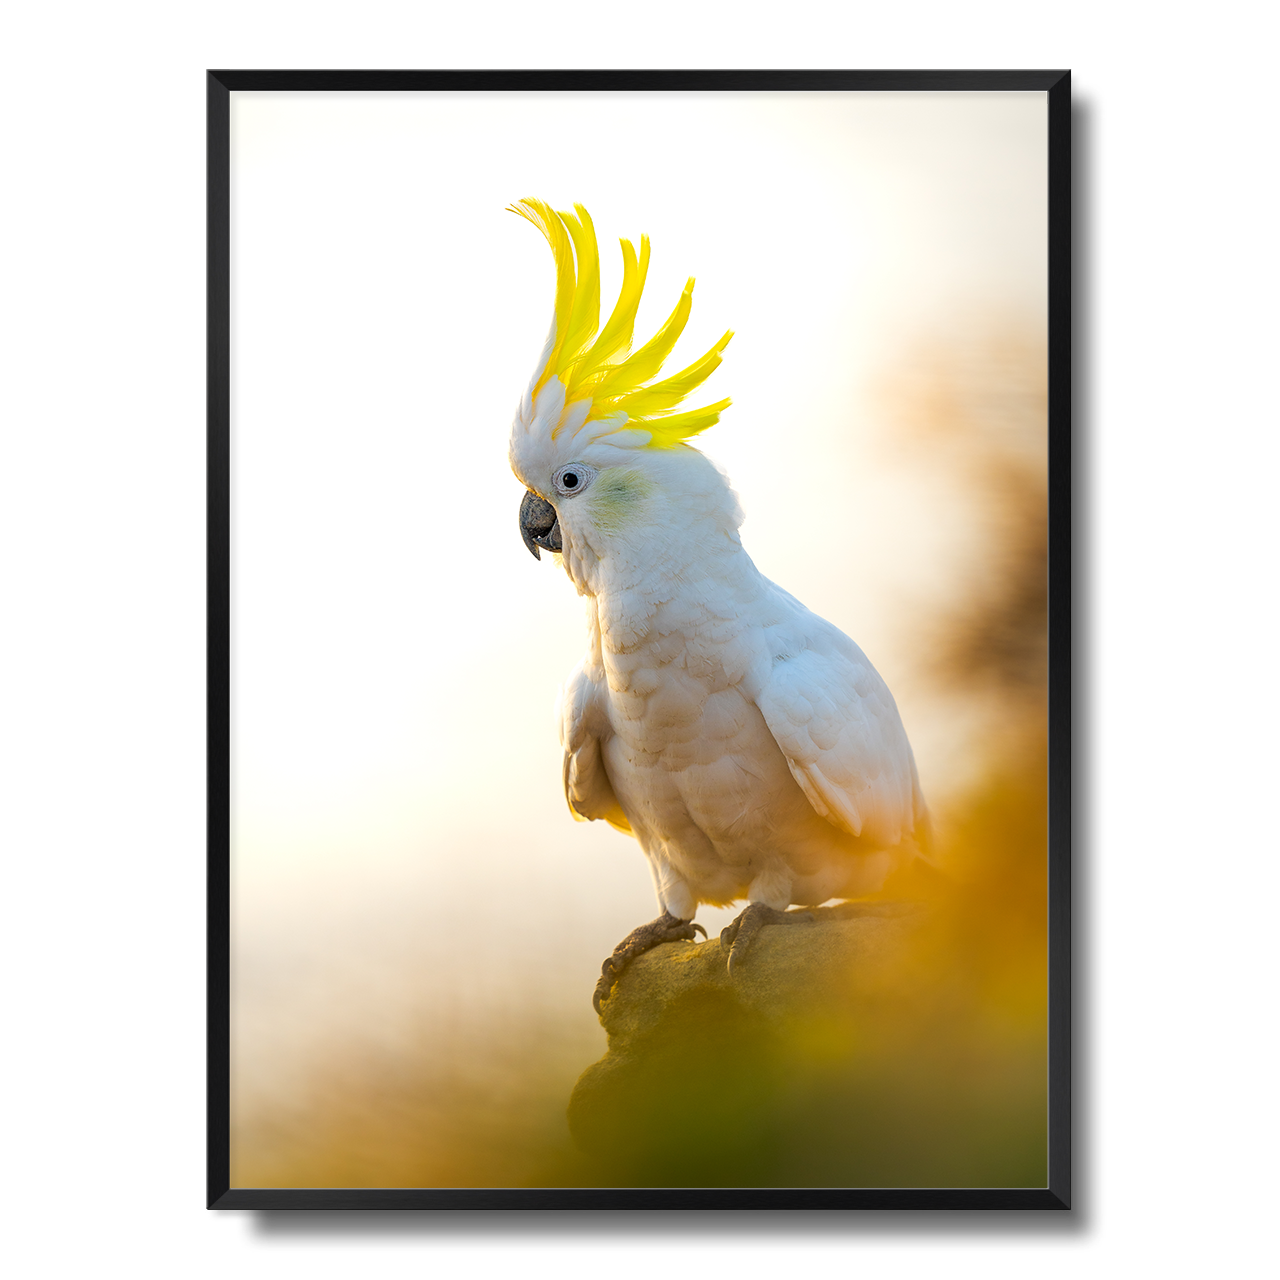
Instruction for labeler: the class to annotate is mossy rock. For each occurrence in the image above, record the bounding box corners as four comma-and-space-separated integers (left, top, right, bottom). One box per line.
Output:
564, 903, 1048, 1188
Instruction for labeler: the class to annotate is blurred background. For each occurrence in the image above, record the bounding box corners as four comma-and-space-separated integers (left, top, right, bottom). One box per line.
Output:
229, 90, 1047, 1186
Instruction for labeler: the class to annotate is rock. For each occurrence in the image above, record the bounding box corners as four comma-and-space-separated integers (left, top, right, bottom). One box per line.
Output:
592, 902, 920, 1043
565, 901, 1048, 1188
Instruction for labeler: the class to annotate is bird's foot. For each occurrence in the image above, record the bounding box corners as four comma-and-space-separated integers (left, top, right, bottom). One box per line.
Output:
719, 903, 815, 976
593, 912, 707, 1014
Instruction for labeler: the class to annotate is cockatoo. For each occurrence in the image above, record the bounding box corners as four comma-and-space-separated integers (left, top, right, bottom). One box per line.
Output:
508, 200, 931, 1012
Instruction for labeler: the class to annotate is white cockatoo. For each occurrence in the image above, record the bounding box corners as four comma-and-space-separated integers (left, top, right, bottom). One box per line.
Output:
508, 200, 931, 1011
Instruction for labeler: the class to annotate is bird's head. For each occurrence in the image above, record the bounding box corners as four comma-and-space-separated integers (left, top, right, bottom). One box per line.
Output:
508, 200, 736, 587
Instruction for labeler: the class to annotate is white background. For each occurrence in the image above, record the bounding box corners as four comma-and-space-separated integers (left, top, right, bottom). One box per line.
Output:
2, 1, 1276, 1277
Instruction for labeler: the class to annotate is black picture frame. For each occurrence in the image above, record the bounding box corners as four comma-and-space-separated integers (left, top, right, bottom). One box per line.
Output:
208, 67, 1071, 1211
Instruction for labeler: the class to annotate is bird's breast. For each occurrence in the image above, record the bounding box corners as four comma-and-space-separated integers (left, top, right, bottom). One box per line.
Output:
598, 625, 841, 876
581, 574, 909, 908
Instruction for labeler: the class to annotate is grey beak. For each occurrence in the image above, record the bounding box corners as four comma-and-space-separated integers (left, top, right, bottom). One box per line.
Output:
520, 489, 562, 560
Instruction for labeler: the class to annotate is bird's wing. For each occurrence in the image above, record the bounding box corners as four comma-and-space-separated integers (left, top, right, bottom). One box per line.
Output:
559, 658, 632, 834
752, 604, 923, 848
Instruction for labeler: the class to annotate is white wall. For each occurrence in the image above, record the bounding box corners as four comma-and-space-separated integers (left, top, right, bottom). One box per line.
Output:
1, 2, 1275, 1276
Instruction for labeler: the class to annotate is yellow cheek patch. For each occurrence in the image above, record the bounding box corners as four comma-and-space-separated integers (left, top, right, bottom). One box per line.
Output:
586, 468, 655, 533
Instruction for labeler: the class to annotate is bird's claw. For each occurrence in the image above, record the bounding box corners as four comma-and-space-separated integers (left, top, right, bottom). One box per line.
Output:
721, 903, 814, 975
592, 911, 706, 1014
592, 961, 620, 1015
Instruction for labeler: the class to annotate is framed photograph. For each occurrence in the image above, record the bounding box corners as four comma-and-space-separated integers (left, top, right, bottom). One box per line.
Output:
209, 69, 1070, 1210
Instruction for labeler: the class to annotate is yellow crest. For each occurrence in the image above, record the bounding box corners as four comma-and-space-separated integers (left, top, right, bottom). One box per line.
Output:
510, 199, 733, 449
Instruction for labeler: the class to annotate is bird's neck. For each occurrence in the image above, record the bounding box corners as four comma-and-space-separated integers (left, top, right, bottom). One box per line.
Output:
573, 510, 760, 656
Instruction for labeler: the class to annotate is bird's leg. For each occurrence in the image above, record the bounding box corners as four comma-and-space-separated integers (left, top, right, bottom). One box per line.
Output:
719, 903, 815, 976
593, 912, 707, 1013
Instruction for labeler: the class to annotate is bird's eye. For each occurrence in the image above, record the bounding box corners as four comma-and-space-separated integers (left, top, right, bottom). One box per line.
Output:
553, 463, 597, 497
